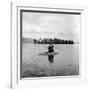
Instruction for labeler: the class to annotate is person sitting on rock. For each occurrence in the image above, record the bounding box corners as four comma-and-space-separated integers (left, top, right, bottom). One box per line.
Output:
48, 43, 54, 53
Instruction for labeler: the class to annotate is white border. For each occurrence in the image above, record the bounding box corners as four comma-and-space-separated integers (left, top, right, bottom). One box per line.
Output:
11, 2, 88, 89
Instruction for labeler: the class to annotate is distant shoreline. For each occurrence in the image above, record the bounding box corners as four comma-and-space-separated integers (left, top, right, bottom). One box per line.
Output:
22, 37, 76, 44
22, 42, 79, 44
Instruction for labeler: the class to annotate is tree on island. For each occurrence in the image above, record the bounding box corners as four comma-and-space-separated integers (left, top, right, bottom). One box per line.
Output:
33, 38, 74, 44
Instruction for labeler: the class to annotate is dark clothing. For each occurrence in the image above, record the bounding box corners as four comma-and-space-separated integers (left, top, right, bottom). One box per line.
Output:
48, 45, 54, 52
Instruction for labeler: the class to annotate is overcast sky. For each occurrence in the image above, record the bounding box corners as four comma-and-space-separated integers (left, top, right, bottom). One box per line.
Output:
22, 12, 80, 42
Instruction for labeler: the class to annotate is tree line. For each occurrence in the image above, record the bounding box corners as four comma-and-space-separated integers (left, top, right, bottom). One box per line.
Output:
33, 38, 74, 44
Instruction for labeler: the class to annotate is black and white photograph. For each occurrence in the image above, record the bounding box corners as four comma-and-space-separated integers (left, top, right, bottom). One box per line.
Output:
20, 9, 80, 78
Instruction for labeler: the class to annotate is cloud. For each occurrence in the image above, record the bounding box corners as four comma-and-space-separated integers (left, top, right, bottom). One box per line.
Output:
22, 12, 80, 41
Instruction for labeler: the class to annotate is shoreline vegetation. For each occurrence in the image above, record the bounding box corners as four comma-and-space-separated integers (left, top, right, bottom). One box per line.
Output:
22, 37, 75, 44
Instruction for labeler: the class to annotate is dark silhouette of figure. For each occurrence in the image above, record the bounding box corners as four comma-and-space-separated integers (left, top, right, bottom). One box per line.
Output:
48, 55, 54, 63
48, 43, 54, 53
48, 43, 54, 63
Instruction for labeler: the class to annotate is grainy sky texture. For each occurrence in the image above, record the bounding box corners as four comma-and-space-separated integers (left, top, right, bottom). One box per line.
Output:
22, 12, 80, 42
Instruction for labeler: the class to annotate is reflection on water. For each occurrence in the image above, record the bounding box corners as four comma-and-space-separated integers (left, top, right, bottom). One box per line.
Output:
22, 43, 79, 78
48, 55, 54, 63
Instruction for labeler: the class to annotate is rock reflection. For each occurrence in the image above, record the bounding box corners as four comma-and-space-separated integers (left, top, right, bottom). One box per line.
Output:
48, 55, 54, 63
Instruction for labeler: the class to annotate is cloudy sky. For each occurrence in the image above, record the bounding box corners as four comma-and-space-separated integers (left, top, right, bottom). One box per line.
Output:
22, 12, 80, 42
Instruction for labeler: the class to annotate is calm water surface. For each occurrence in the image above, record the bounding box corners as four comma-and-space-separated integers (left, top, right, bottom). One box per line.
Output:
22, 43, 79, 78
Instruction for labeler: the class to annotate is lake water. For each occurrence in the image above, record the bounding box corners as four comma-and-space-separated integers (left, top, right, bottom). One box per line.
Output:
22, 43, 79, 78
